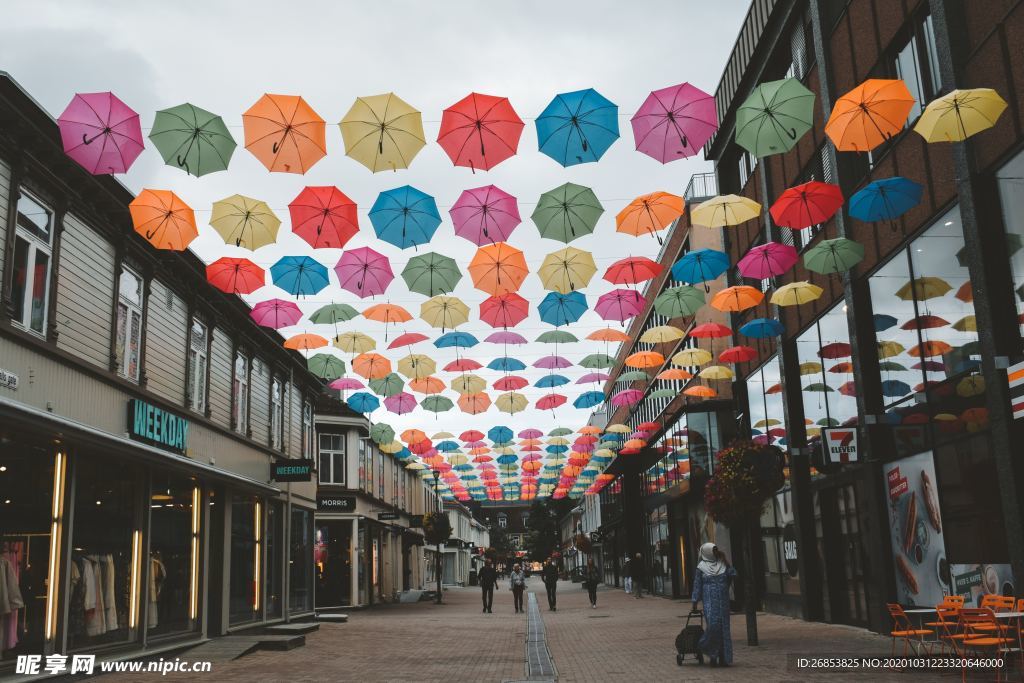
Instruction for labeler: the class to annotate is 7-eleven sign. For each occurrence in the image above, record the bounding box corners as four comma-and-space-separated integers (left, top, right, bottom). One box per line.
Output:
822, 427, 859, 464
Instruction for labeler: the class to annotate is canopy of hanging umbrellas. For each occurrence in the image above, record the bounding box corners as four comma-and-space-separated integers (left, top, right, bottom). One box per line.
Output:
58, 78, 1008, 502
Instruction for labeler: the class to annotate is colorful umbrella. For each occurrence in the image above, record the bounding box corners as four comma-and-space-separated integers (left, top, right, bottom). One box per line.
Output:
819, 342, 852, 359
495, 392, 529, 414
653, 285, 706, 317
657, 368, 693, 380
129, 189, 198, 251
494, 376, 528, 390
270, 256, 329, 296
952, 315, 977, 332
421, 395, 454, 414
825, 79, 916, 151
574, 391, 605, 409
671, 249, 730, 285
284, 333, 327, 352
535, 355, 572, 370
242, 94, 326, 173
630, 82, 717, 162
914, 88, 1008, 142
739, 317, 783, 338
735, 78, 815, 157
532, 183, 604, 243
604, 256, 663, 285
900, 315, 949, 330
538, 291, 588, 326
347, 392, 380, 414
737, 242, 798, 279
611, 389, 644, 406
370, 422, 397, 445
873, 314, 899, 331
909, 340, 953, 358
537, 394, 566, 411
433, 332, 477, 350
588, 328, 632, 343
149, 103, 235, 177
339, 93, 425, 172
803, 238, 865, 274
308, 353, 346, 380
699, 365, 734, 380
397, 353, 436, 379
480, 293, 529, 328
421, 296, 470, 330
459, 392, 491, 415
487, 331, 528, 345
536, 330, 577, 344
446, 358, 483, 372
437, 93, 524, 171
389, 332, 429, 349
711, 285, 764, 312
334, 331, 376, 354
250, 299, 302, 329
538, 246, 598, 294
489, 357, 527, 372
895, 277, 952, 300
626, 351, 664, 368
310, 303, 359, 325
451, 374, 487, 394
849, 177, 922, 222
877, 341, 906, 359
770, 181, 844, 230
691, 195, 761, 228
799, 361, 823, 375
535, 88, 619, 166
535, 374, 570, 388
690, 322, 733, 338
673, 348, 714, 365
719, 346, 758, 363
468, 242, 529, 295
402, 252, 462, 297
770, 281, 823, 306
335, 247, 394, 298
353, 353, 392, 380
410, 377, 446, 395
880, 380, 912, 398
618, 370, 652, 382
363, 303, 412, 333
289, 186, 358, 249
206, 257, 265, 294
385, 392, 417, 415
595, 289, 645, 322
57, 92, 144, 174
369, 373, 405, 397
616, 192, 685, 242
449, 185, 521, 246
210, 194, 281, 250
639, 325, 684, 344
369, 185, 441, 249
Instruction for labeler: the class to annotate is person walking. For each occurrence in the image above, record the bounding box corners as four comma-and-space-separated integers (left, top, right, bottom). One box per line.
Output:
541, 558, 559, 611
510, 563, 526, 613
691, 543, 737, 667
622, 555, 633, 594
584, 557, 600, 608
631, 553, 645, 598
479, 558, 498, 613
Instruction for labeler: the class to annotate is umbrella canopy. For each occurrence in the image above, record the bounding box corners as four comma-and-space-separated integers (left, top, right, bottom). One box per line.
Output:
347, 392, 380, 414
129, 189, 198, 251
369, 186, 441, 249
574, 391, 606, 409
149, 103, 235, 177
310, 303, 359, 325
450, 185, 521, 246
385, 392, 417, 415
335, 247, 394, 298
535, 374, 570, 388
210, 194, 281, 249
206, 257, 264, 294
535, 355, 572, 370
611, 389, 644, 406
242, 94, 326, 173
588, 328, 632, 343
690, 322, 733, 338
626, 351, 665, 368
880, 380, 912, 398
711, 285, 764, 312
877, 341, 906, 359
352, 353, 392, 380
370, 423, 397, 445
532, 183, 604, 243
909, 340, 953, 358
451, 374, 487, 394
595, 289, 645, 322
630, 82, 717, 162
850, 177, 923, 222
735, 78, 815, 157
494, 375, 528, 390
363, 303, 412, 325
495, 392, 528, 414
538, 246, 598, 294
653, 285, 706, 318
699, 365, 734, 380
770, 181, 844, 229
535, 88, 619, 166
657, 368, 693, 380
825, 79, 917, 151
270, 256, 329, 296
829, 362, 854, 373
737, 242, 799, 279
480, 293, 529, 328
445, 358, 483, 372
604, 256, 663, 285
468, 243, 529, 295
57, 91, 144, 174
435, 331, 478, 349
487, 331, 528, 345
421, 395, 455, 414
369, 373, 405, 397
819, 342, 852, 359
640, 325, 684, 344
437, 93, 524, 170
771, 281, 823, 306
617, 370, 651, 382
289, 186, 359, 249
389, 332, 429, 349
799, 361, 824, 375
873, 314, 899, 331
536, 394, 566, 411
284, 333, 327, 351
803, 238, 866, 274
673, 349, 713, 366
719, 345, 758, 363
915, 88, 1008, 142
250, 299, 302, 329
901, 315, 949, 330
684, 385, 717, 398
339, 93, 425, 172
410, 377, 446, 395
459, 392, 491, 415
538, 291, 588, 326
952, 315, 977, 332
334, 331, 376, 354
616, 192, 686, 240
896, 277, 952, 301
398, 353, 437, 379
671, 248, 731, 284
421, 296, 470, 330
402, 252, 462, 297
580, 353, 616, 369
691, 195, 761, 228
308, 353, 346, 380
739, 318, 784, 338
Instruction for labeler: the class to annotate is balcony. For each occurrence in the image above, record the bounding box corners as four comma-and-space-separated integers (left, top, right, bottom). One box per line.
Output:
684, 172, 718, 202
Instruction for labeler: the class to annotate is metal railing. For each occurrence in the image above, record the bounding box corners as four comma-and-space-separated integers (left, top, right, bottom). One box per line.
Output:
684, 172, 718, 202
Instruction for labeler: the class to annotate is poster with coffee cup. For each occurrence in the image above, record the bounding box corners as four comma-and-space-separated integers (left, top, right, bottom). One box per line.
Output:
882, 451, 947, 606
950, 563, 1014, 607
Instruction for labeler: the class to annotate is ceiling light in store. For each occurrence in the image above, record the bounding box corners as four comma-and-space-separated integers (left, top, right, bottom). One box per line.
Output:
0, 465, 6, 471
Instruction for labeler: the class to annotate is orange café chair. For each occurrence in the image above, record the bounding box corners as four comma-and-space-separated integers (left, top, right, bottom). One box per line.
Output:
941, 595, 966, 608
976, 595, 1016, 634
886, 603, 934, 657
926, 605, 961, 653
959, 608, 1012, 682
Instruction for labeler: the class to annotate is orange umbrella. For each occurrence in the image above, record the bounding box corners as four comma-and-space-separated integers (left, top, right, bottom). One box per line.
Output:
128, 189, 197, 251
242, 94, 327, 173
458, 392, 491, 415
684, 385, 717, 398
825, 79, 916, 152
468, 242, 529, 295
283, 333, 328, 351
623, 438, 646, 449
710, 285, 764, 312
657, 368, 693, 381
587, 328, 632, 343
521, 460, 543, 472
909, 340, 953, 357
625, 351, 665, 368
363, 303, 412, 324
409, 376, 446, 394
352, 352, 392, 379
615, 191, 685, 240
401, 428, 427, 444
578, 425, 602, 435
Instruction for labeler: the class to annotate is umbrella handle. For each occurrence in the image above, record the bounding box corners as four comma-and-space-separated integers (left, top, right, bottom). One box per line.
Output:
176, 155, 190, 175
786, 127, 798, 140
272, 141, 280, 154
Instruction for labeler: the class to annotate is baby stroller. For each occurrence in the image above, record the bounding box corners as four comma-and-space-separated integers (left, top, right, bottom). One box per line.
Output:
675, 609, 704, 665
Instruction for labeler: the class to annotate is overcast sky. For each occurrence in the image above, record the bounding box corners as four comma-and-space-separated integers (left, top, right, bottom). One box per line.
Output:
2, 0, 750, 442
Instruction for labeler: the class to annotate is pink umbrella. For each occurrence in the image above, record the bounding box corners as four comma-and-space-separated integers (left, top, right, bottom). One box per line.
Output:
518, 428, 544, 439
334, 247, 394, 298
630, 83, 718, 163
595, 289, 645, 322
485, 331, 528, 345
250, 298, 302, 328
57, 92, 144, 174
329, 377, 365, 390
534, 355, 572, 369
737, 242, 798, 279
574, 442, 595, 453
385, 392, 417, 415
537, 394, 567, 410
450, 185, 521, 245
611, 389, 644, 406
577, 372, 610, 384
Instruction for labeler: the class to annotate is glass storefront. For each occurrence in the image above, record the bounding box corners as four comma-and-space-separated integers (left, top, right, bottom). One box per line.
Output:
645, 506, 670, 596
760, 488, 801, 596
996, 151, 1024, 338
146, 473, 201, 638
289, 508, 313, 614
265, 502, 284, 619
745, 356, 785, 450
229, 496, 258, 624
314, 519, 353, 608
795, 303, 858, 441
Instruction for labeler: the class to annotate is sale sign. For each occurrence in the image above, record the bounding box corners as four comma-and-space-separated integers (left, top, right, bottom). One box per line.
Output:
887, 466, 908, 502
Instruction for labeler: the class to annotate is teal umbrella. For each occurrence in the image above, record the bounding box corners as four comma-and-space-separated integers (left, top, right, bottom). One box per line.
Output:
307, 353, 346, 380
149, 103, 236, 177
735, 78, 815, 157
369, 373, 405, 397
531, 183, 604, 242
653, 285, 706, 318
803, 238, 865, 274
370, 422, 396, 444
401, 252, 462, 297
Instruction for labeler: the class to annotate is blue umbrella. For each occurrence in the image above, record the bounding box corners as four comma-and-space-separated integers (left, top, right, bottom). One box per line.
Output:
346, 391, 380, 414
538, 291, 588, 326
435, 440, 460, 452
547, 444, 569, 454
488, 357, 527, 372
535, 88, 619, 167
574, 391, 605, 409
535, 374, 570, 388
488, 426, 513, 443
434, 331, 479, 349
369, 185, 442, 249
496, 453, 519, 465
670, 248, 730, 286
880, 379, 912, 397
873, 314, 898, 331
739, 318, 784, 338
270, 256, 329, 296
849, 177, 922, 222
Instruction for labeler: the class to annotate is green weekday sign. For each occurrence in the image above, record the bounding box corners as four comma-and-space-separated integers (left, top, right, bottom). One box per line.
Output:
127, 399, 188, 453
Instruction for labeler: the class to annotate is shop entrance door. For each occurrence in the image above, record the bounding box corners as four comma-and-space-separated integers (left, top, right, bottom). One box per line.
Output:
314, 520, 353, 608
819, 484, 868, 626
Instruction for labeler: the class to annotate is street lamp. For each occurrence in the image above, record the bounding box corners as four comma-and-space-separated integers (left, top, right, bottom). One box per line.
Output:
432, 469, 442, 605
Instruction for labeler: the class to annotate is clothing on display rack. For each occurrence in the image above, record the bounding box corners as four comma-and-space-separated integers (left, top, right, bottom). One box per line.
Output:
1, 543, 25, 653
69, 553, 123, 641
148, 554, 166, 629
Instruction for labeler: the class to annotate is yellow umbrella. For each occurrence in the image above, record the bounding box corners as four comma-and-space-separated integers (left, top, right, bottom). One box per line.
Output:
770, 281, 823, 306
405, 461, 426, 471
672, 348, 713, 366
957, 376, 985, 397
547, 436, 570, 446
754, 418, 780, 428
691, 194, 761, 228
398, 353, 436, 379
877, 340, 905, 359
952, 315, 977, 332
537, 246, 598, 294
339, 93, 426, 172
495, 391, 528, 414
699, 365, 734, 380
605, 423, 631, 434
420, 295, 470, 330
333, 331, 376, 354
895, 277, 951, 301
432, 431, 455, 439
210, 194, 280, 249
914, 88, 1007, 143
451, 374, 487, 394
380, 441, 403, 454
447, 454, 470, 466
799, 361, 823, 375
493, 446, 516, 455
639, 325, 685, 344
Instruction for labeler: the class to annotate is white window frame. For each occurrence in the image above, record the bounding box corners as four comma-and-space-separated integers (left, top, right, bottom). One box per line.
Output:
115, 266, 144, 381
10, 189, 54, 336
233, 353, 249, 434
302, 401, 314, 459
318, 433, 346, 485
186, 318, 208, 414
270, 376, 284, 450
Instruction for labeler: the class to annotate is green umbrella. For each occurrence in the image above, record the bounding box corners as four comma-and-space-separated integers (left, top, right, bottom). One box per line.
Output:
536, 330, 578, 344
307, 353, 346, 380
420, 395, 454, 413
370, 422, 396, 444
401, 252, 462, 297
148, 103, 236, 177
816, 417, 839, 427
649, 388, 677, 400
803, 238, 865, 274
803, 383, 834, 392
531, 183, 604, 243
878, 361, 908, 371
369, 373, 405, 397
654, 285, 706, 318
310, 303, 359, 324
618, 370, 651, 382
735, 78, 815, 158
580, 353, 615, 369
548, 427, 573, 437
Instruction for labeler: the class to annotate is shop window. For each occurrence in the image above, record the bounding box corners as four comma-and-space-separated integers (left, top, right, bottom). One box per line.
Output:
9, 190, 53, 335
996, 154, 1024, 338
186, 319, 208, 414
229, 496, 259, 624
891, 12, 941, 124
289, 508, 313, 614
147, 473, 201, 638
760, 488, 801, 596
795, 302, 858, 443
358, 438, 367, 491
302, 401, 314, 459
497, 513, 508, 529
115, 267, 144, 381
378, 447, 385, 499
265, 502, 283, 619
745, 356, 785, 452
315, 519, 353, 608
233, 354, 249, 434
270, 377, 284, 451
318, 434, 346, 486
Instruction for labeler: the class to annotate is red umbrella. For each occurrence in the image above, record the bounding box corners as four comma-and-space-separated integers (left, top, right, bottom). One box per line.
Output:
388, 332, 429, 349
437, 93, 524, 171
595, 289, 645, 322
637, 422, 661, 431
480, 292, 529, 328
719, 345, 757, 363
769, 181, 844, 229
818, 342, 852, 359
460, 430, 485, 442
838, 381, 857, 396
900, 315, 949, 330
444, 358, 482, 372
289, 186, 358, 249
494, 376, 528, 391
603, 256, 663, 285
536, 394, 567, 411
690, 322, 732, 338
766, 383, 783, 394
828, 362, 855, 373
206, 257, 265, 294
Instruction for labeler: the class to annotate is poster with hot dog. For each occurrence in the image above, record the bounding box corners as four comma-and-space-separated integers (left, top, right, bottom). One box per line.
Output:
882, 452, 947, 606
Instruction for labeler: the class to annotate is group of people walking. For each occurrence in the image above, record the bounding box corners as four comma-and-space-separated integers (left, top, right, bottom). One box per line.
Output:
475, 556, 604, 613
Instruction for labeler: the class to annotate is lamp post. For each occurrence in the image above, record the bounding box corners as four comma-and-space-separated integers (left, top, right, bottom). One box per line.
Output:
432, 469, 442, 604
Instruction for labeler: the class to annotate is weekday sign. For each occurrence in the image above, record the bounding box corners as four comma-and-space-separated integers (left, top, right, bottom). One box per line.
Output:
127, 399, 188, 453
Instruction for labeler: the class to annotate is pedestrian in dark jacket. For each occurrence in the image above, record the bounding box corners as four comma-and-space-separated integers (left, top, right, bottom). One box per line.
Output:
584, 557, 600, 608
541, 559, 559, 611
631, 553, 645, 598
510, 564, 526, 613
478, 559, 498, 613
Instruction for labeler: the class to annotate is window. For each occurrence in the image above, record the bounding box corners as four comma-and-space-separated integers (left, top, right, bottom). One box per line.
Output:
737, 150, 756, 190
318, 433, 346, 485
302, 401, 314, 459
10, 190, 53, 335
233, 354, 249, 434
892, 13, 941, 124
786, 17, 809, 80
358, 437, 367, 490
996, 153, 1024, 338
392, 459, 399, 505
497, 513, 508, 529
270, 377, 284, 450
186, 319, 208, 413
115, 267, 144, 381
378, 446, 385, 499
795, 303, 858, 441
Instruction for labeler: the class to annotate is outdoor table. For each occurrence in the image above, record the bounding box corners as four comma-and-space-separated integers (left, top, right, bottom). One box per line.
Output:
990, 611, 1024, 678
903, 608, 938, 654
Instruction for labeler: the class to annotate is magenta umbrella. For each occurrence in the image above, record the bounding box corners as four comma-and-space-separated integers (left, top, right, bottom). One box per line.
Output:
329, 377, 365, 390
57, 92, 144, 174
574, 443, 595, 453
595, 289, 645, 322
385, 392, 417, 415
485, 331, 527, 345
518, 428, 544, 439
737, 242, 798, 279
334, 247, 394, 298
630, 83, 718, 163
534, 355, 572, 369
537, 394, 567, 410
577, 372, 610, 384
450, 185, 521, 246
250, 298, 302, 328
611, 389, 644, 406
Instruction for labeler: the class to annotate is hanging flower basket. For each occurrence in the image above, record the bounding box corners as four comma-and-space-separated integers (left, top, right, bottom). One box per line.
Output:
423, 511, 452, 545
574, 533, 593, 555
704, 440, 786, 527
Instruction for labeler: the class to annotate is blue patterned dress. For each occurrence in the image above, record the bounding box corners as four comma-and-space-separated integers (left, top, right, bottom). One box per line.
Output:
691, 566, 736, 664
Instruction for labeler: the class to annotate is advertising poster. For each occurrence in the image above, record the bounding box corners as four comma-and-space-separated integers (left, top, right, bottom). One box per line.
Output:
882, 451, 947, 606
949, 563, 1015, 606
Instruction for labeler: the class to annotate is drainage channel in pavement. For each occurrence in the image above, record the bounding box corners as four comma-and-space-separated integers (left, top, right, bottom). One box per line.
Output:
521, 591, 556, 682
